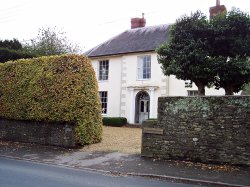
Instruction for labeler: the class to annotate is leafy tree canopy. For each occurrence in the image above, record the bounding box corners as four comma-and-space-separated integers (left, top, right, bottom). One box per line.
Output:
157, 8, 250, 95
24, 27, 82, 56
211, 8, 250, 95
157, 11, 215, 95
0, 39, 22, 50
0, 39, 36, 63
0, 48, 35, 63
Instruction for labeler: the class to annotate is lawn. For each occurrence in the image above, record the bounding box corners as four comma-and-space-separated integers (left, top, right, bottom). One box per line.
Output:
80, 126, 142, 154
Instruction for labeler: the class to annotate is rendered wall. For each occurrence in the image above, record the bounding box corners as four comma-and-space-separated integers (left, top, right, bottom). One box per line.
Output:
91, 56, 122, 117
90, 52, 227, 123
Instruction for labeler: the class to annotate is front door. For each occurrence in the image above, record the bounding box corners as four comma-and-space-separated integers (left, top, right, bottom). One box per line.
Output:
139, 99, 149, 123
135, 91, 150, 124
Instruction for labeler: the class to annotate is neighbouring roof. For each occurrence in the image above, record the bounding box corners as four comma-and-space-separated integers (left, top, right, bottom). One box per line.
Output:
85, 24, 170, 58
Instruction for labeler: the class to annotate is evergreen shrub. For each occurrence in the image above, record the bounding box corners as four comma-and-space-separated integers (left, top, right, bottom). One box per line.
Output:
102, 117, 127, 127
0, 48, 35, 63
0, 54, 102, 145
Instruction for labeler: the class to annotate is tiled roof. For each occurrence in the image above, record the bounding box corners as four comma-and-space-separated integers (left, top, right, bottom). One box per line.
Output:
85, 24, 170, 57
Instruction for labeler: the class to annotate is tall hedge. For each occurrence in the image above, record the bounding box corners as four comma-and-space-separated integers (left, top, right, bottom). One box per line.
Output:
0, 54, 102, 145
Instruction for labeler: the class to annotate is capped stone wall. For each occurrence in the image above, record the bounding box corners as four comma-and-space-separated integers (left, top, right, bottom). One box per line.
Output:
0, 119, 77, 148
141, 96, 250, 165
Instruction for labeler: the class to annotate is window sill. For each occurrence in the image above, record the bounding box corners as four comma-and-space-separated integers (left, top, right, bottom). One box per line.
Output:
136, 78, 151, 81
98, 80, 109, 83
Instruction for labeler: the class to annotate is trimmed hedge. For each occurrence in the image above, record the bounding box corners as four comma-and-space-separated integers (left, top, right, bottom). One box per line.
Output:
144, 119, 158, 125
0, 54, 102, 145
0, 48, 36, 63
102, 117, 127, 127
147, 118, 157, 121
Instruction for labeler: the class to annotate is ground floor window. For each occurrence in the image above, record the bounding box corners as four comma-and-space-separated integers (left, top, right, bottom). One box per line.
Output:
99, 91, 108, 114
187, 90, 198, 96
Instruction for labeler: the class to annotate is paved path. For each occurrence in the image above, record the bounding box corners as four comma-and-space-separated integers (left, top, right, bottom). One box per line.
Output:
0, 141, 249, 186
0, 157, 197, 187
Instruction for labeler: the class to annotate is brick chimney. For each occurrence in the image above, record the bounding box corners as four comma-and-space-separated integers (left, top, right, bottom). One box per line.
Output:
209, 0, 227, 19
131, 13, 146, 29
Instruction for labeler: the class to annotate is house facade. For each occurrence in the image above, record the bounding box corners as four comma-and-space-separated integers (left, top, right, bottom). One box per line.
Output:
86, 13, 225, 124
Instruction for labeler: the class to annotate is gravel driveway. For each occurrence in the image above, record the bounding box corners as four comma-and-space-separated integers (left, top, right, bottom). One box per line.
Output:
80, 126, 142, 154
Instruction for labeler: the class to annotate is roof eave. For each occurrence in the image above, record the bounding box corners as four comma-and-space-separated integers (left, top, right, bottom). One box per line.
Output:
88, 50, 156, 59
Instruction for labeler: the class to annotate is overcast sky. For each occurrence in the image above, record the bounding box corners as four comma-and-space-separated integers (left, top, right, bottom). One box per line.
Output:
1, 0, 250, 52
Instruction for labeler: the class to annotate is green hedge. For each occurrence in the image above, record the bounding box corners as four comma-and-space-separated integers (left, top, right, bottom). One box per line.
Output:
147, 118, 157, 121
0, 54, 102, 145
102, 117, 127, 127
242, 84, 250, 95
143, 119, 158, 125
0, 48, 36, 63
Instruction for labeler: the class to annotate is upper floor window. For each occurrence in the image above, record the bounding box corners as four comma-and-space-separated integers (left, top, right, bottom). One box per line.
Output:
137, 56, 151, 80
99, 60, 109, 81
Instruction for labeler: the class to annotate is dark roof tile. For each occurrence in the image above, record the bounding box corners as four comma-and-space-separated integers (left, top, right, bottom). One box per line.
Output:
86, 24, 169, 57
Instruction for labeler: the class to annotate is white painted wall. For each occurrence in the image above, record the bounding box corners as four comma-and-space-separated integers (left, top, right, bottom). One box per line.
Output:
168, 75, 225, 96
90, 51, 228, 124
91, 56, 122, 117
122, 52, 166, 121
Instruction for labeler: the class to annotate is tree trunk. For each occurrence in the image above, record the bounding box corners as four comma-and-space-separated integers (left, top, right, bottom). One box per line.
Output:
224, 86, 234, 95
195, 82, 205, 96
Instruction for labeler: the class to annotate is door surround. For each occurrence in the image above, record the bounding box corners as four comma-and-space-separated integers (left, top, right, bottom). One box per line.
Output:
135, 91, 150, 124
127, 86, 158, 124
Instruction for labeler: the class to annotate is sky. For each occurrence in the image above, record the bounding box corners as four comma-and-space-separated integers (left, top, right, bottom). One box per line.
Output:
1, 0, 250, 52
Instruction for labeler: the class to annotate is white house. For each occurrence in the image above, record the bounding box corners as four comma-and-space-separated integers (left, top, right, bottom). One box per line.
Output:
86, 13, 225, 124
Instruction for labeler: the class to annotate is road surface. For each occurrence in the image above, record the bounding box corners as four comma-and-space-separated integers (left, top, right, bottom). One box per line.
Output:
0, 157, 199, 187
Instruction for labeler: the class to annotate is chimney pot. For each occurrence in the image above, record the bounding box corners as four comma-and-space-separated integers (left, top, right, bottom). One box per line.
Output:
209, 0, 226, 19
131, 14, 146, 29
216, 0, 220, 6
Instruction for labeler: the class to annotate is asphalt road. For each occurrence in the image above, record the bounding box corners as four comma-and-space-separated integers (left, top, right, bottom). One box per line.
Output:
0, 157, 199, 187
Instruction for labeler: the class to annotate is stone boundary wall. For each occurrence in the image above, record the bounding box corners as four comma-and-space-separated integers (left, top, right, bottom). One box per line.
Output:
141, 96, 250, 165
0, 119, 77, 148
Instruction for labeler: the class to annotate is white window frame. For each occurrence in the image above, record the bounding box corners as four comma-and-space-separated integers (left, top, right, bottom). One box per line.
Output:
98, 60, 109, 81
187, 90, 199, 96
137, 55, 151, 80
99, 91, 108, 114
